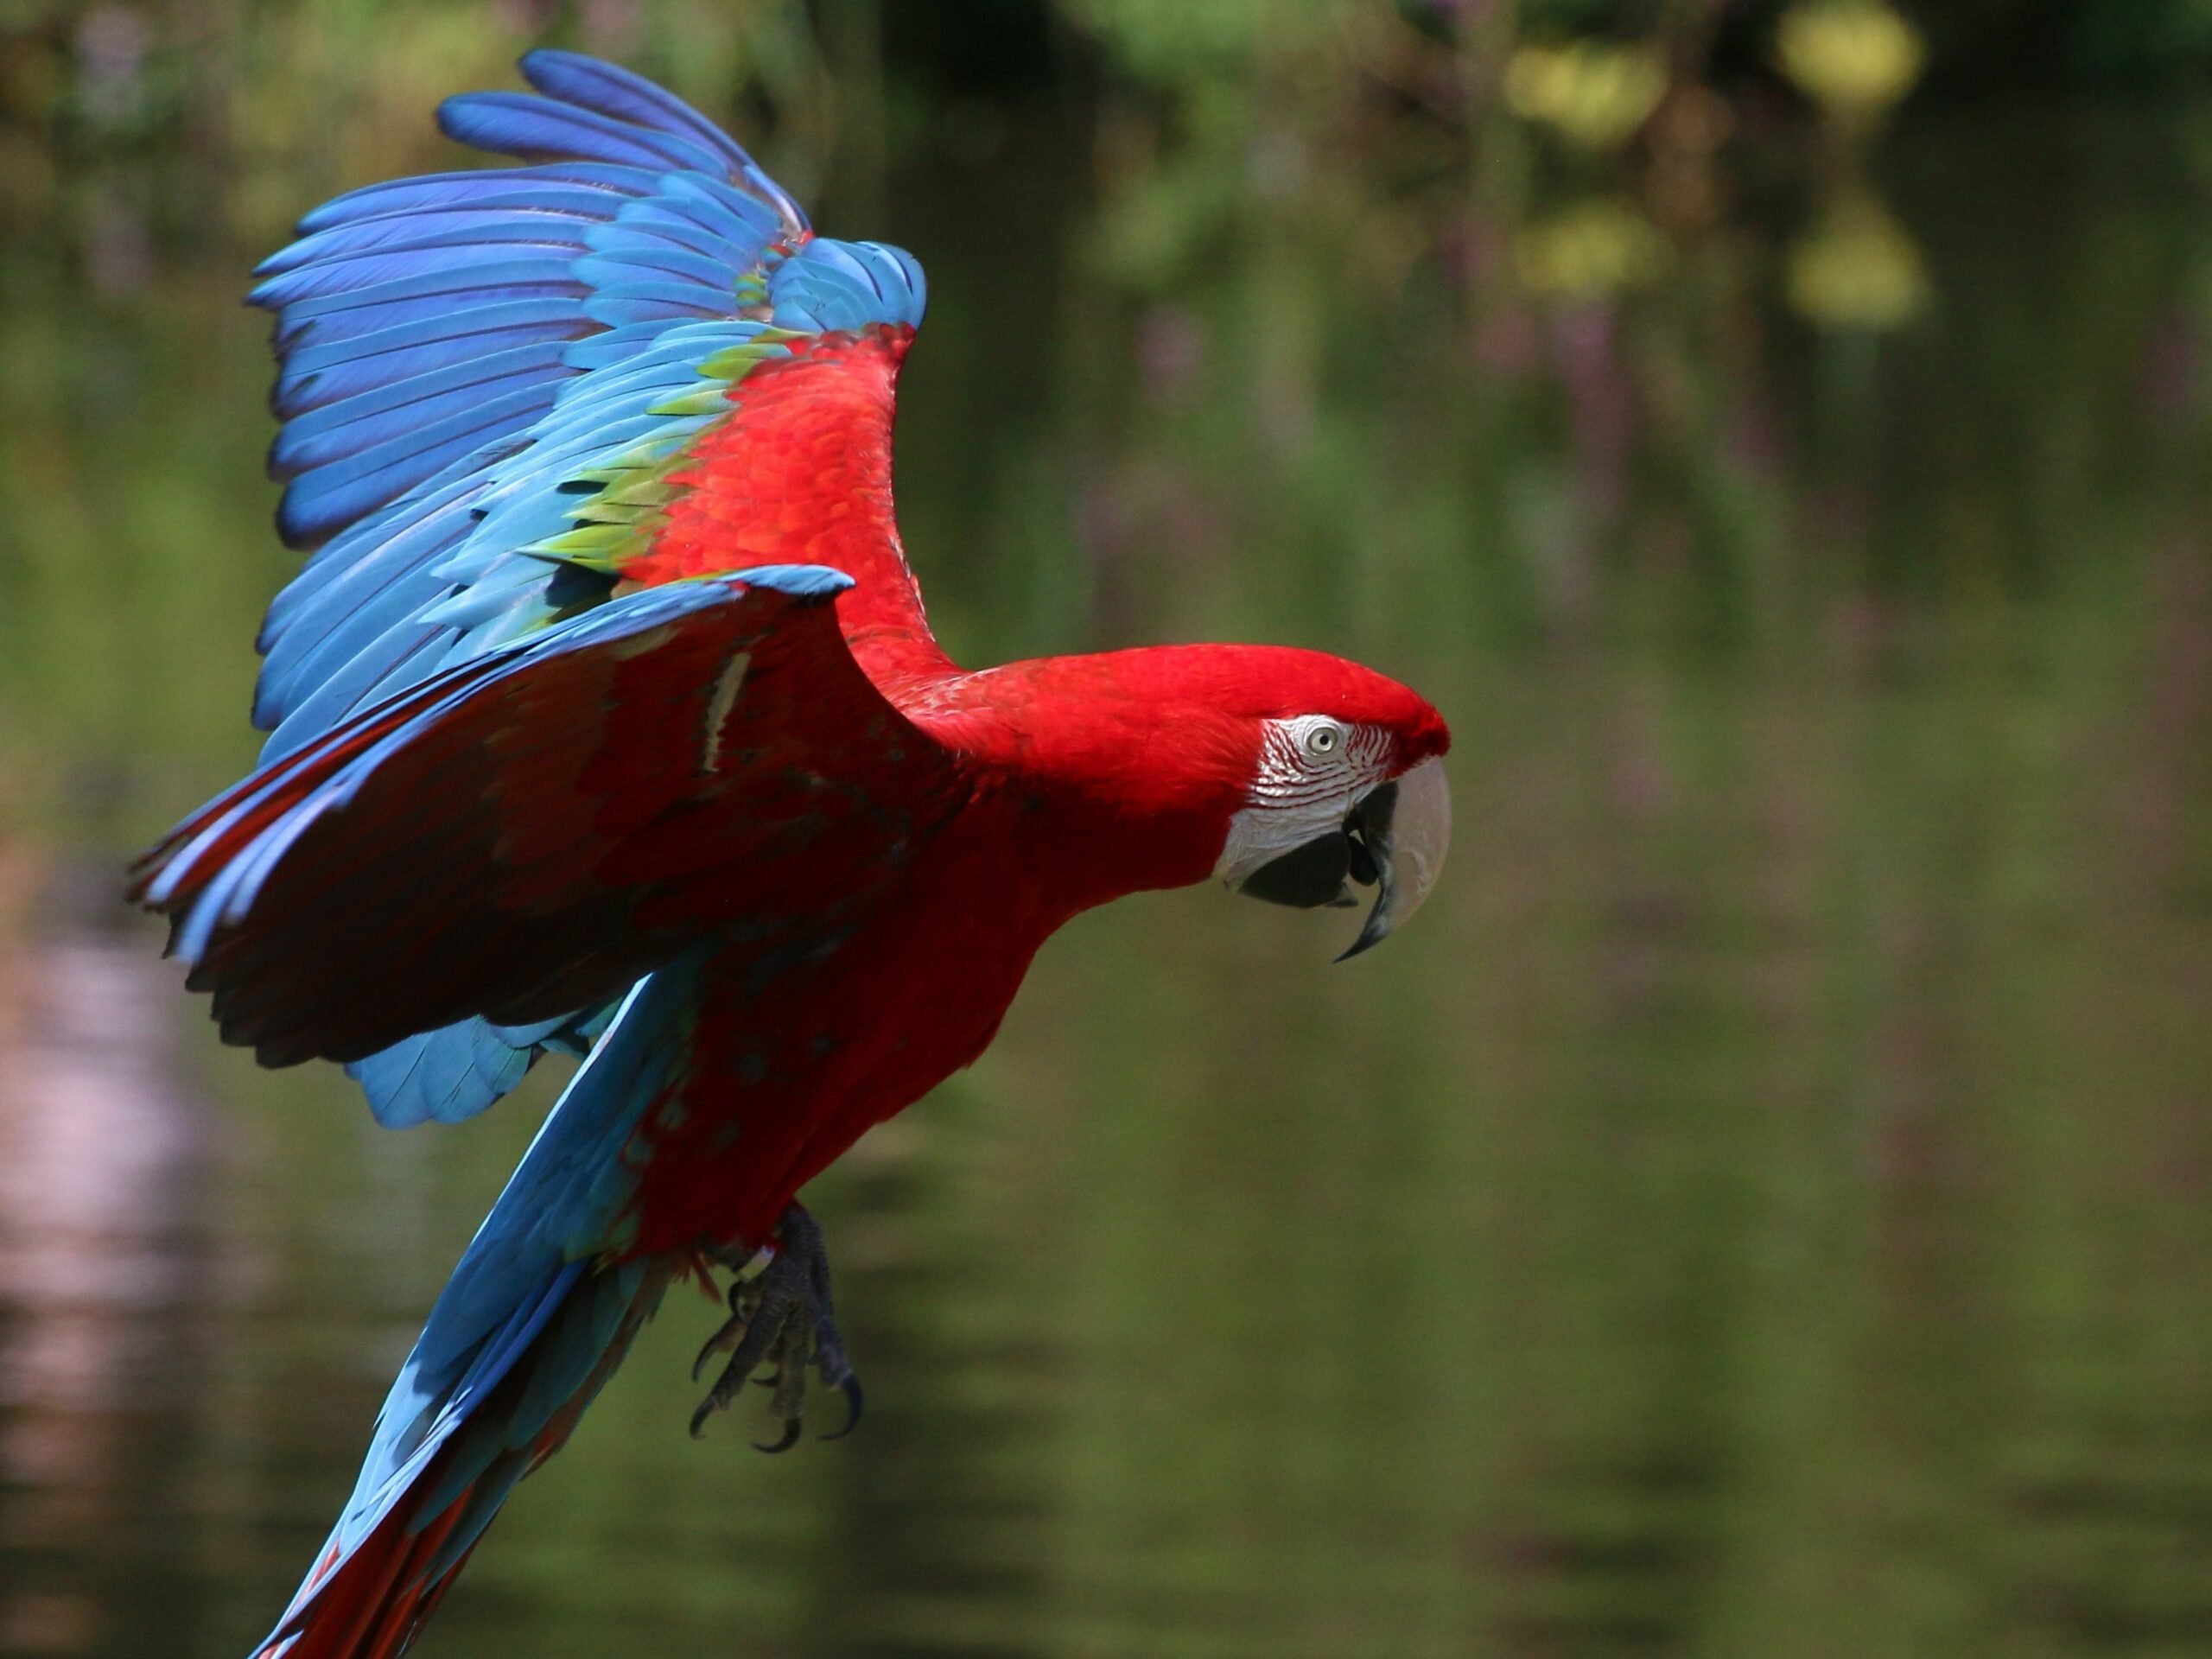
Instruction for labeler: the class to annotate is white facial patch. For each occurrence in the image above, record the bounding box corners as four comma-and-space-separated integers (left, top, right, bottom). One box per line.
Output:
1212, 715, 1393, 887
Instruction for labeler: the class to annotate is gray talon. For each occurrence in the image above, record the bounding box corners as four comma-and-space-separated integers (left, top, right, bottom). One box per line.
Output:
753, 1419, 803, 1454
688, 1204, 862, 1450
691, 1313, 745, 1382
821, 1374, 864, 1440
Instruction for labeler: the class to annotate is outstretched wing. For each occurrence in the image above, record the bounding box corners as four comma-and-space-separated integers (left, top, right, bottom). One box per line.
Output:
244, 51, 946, 1117
256, 48, 942, 749
132, 568, 964, 1069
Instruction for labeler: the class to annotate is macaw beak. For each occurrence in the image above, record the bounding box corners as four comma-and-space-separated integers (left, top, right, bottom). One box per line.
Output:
1334, 755, 1451, 960
1230, 756, 1452, 958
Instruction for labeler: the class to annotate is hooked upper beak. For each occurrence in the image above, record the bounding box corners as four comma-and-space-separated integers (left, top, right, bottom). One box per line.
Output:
1230, 756, 1452, 959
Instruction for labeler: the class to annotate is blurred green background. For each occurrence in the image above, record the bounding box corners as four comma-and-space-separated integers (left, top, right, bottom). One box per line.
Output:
3, 2, 2212, 1656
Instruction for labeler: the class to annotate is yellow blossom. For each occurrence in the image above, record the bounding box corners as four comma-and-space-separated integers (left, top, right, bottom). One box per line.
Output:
1775, 1, 1927, 126
1514, 200, 1669, 298
1503, 42, 1669, 152
1786, 193, 1930, 328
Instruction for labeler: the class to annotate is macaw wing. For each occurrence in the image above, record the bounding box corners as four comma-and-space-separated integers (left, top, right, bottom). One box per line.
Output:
130, 568, 964, 1069
245, 49, 942, 1119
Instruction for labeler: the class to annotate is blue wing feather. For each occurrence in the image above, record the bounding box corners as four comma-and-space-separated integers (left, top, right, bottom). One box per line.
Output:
246, 243, 595, 309
571, 245, 743, 289
439, 91, 735, 176
275, 391, 556, 547
245, 49, 919, 1129
254, 209, 605, 276
291, 163, 649, 232
266, 255, 594, 322
262, 626, 452, 769
271, 343, 570, 459
516, 49, 760, 178
256, 473, 485, 667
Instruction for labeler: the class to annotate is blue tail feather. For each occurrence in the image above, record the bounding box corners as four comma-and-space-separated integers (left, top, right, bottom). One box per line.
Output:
255, 973, 688, 1656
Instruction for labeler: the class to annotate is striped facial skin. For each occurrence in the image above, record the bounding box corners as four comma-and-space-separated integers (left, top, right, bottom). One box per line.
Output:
1211, 716, 1451, 960
1212, 715, 1398, 892
1212, 715, 1450, 956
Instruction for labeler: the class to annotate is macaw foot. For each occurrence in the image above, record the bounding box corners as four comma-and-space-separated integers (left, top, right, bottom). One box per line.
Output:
690, 1205, 862, 1452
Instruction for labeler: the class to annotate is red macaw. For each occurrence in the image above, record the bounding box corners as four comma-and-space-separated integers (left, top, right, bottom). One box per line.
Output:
130, 52, 1451, 1659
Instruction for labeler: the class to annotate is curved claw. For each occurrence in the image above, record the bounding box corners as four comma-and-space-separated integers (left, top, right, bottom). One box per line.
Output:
687, 1205, 861, 1453
690, 1337, 722, 1384
819, 1373, 864, 1441
692, 1312, 750, 1382
752, 1418, 804, 1454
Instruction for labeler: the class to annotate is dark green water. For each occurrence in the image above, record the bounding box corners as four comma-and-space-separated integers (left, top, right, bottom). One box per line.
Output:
3, 79, 2211, 1659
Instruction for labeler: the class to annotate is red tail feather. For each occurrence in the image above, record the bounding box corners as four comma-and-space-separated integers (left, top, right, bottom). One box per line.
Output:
255, 1486, 466, 1659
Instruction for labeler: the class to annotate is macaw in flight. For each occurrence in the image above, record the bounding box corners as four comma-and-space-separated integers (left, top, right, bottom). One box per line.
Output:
130, 50, 1451, 1659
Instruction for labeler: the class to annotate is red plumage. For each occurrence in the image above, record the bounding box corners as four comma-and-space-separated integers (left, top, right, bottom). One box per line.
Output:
135, 50, 1455, 1659
134, 575, 964, 1065
624, 325, 946, 682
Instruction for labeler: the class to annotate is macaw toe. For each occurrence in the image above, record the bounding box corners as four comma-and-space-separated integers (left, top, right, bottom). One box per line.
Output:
690, 1205, 861, 1450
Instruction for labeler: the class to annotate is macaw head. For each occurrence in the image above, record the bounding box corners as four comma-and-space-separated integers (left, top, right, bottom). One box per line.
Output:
944, 645, 1450, 957
1192, 647, 1452, 959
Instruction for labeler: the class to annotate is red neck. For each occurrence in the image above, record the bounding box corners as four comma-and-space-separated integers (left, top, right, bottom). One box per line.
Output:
901, 651, 1262, 924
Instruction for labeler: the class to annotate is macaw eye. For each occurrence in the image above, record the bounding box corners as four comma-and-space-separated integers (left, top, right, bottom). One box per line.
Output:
1303, 721, 1345, 760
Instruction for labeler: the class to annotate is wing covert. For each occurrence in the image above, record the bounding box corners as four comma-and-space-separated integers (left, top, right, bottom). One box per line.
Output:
134, 569, 965, 1069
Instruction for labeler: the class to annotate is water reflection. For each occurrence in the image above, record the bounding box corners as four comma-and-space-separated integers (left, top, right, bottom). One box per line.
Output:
0, 873, 216, 1655
1, 29, 2211, 1659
